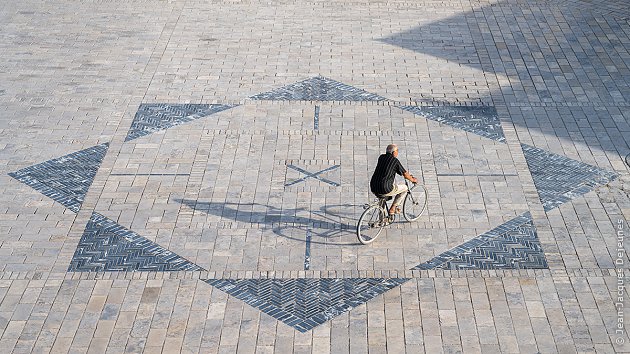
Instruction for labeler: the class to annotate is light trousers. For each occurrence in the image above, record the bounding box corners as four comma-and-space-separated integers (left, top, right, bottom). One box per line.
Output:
378, 183, 408, 208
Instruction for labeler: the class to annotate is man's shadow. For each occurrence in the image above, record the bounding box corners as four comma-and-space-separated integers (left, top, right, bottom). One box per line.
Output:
173, 198, 361, 245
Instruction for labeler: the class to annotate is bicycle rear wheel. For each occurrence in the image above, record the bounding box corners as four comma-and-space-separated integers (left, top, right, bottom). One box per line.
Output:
403, 185, 428, 222
357, 205, 386, 244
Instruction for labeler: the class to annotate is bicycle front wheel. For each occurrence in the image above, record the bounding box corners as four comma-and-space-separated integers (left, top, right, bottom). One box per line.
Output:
403, 185, 428, 222
357, 205, 386, 245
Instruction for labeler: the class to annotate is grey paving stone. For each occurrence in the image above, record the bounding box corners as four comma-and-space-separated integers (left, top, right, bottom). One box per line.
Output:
558, 0, 630, 20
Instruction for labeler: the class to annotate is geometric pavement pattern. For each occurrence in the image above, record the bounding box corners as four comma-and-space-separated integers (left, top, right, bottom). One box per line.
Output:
249, 76, 387, 102
203, 278, 409, 332
7, 77, 622, 332
521, 143, 619, 211
413, 213, 547, 270
7, 143, 109, 213
68, 212, 204, 272
398, 105, 506, 143
125, 103, 237, 141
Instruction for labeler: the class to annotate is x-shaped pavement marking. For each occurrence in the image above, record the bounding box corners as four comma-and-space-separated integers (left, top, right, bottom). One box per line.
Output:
285, 165, 341, 187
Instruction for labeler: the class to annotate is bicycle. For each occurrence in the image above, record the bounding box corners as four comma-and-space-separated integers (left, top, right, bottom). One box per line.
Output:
356, 179, 428, 244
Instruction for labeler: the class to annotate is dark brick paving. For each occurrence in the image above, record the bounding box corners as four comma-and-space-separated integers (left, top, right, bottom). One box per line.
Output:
203, 278, 409, 332
8, 143, 109, 213
250, 76, 387, 102
68, 212, 203, 272
413, 213, 547, 270
522, 144, 618, 211
399, 105, 506, 142
126, 103, 237, 141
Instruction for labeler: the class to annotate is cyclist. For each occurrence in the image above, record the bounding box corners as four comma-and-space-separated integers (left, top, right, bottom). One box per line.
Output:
370, 144, 418, 215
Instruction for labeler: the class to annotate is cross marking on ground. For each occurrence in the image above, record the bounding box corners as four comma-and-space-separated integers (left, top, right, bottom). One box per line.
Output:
285, 164, 341, 187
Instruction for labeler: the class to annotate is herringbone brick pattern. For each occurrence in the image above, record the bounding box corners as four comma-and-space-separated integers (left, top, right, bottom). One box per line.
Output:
125, 103, 237, 141
68, 212, 203, 272
8, 143, 109, 213
522, 144, 618, 211
399, 105, 506, 143
436, 220, 546, 269
204, 277, 409, 332
250, 76, 387, 102
414, 213, 547, 270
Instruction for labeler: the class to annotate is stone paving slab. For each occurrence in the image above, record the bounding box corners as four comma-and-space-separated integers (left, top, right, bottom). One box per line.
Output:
0, 0, 629, 352
0, 275, 627, 353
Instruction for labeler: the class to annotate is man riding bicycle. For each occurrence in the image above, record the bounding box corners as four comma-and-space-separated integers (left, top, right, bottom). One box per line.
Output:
370, 144, 418, 215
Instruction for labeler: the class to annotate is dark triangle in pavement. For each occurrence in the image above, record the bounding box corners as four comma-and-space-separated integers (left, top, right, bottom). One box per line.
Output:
69, 212, 204, 272
414, 213, 547, 270
250, 76, 387, 102
203, 277, 408, 332
521, 144, 618, 211
399, 105, 506, 143
8, 143, 109, 213
125, 103, 237, 141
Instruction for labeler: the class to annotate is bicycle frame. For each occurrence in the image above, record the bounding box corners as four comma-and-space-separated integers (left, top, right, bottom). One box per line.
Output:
357, 178, 426, 244
368, 180, 417, 213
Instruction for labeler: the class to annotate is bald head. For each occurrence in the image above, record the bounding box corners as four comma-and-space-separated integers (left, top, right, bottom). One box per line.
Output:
386, 144, 398, 154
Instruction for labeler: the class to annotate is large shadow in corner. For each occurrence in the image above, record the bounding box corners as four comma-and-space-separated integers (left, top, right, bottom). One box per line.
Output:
378, 1, 630, 157
379, 15, 482, 72
174, 199, 359, 245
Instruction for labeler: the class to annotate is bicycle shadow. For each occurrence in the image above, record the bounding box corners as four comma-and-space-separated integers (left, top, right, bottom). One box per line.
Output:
173, 198, 361, 245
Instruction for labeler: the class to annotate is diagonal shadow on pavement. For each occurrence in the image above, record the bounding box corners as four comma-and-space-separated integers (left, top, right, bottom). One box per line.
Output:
173, 198, 359, 245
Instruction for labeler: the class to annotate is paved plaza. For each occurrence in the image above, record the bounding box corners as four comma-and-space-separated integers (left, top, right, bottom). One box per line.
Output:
1, 0, 630, 352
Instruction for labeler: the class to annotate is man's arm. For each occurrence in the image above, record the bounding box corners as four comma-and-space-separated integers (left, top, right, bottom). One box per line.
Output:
403, 171, 418, 184
396, 159, 418, 184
